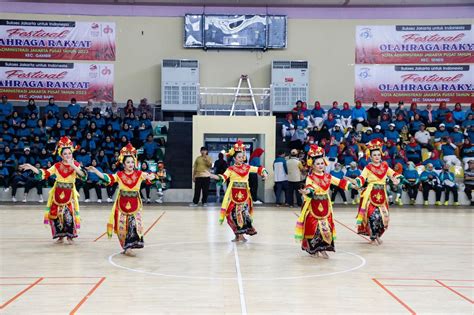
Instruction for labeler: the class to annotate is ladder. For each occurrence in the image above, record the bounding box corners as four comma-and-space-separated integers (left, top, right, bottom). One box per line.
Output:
229, 74, 259, 116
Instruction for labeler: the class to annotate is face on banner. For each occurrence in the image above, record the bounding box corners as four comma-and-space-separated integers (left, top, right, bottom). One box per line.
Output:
0, 61, 114, 102
356, 24, 474, 64
0, 19, 116, 61
355, 64, 474, 104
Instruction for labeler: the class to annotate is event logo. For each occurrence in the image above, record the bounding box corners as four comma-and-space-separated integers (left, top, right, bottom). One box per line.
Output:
91, 23, 99, 30
89, 64, 98, 71
358, 68, 371, 79
359, 28, 372, 40
103, 25, 113, 34
101, 66, 112, 75
6, 28, 70, 38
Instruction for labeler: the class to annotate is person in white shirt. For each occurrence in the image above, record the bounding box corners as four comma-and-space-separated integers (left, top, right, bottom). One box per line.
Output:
414, 123, 433, 150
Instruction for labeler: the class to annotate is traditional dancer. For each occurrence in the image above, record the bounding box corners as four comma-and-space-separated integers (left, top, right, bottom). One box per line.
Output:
295, 145, 351, 258
351, 139, 402, 245
87, 143, 155, 256
19, 136, 86, 244
210, 140, 268, 242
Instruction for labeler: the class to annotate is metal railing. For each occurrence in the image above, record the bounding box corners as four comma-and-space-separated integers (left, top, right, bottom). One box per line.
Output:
198, 86, 272, 116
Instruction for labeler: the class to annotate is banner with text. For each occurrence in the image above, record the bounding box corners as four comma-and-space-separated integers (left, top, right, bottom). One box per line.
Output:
0, 61, 114, 102
354, 65, 474, 104
0, 19, 115, 61
355, 25, 474, 64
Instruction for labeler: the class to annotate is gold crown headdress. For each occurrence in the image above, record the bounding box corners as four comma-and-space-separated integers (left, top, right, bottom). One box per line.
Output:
118, 143, 138, 168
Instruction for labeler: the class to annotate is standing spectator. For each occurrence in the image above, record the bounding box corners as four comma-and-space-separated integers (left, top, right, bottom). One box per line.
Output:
330, 163, 347, 204
380, 101, 392, 119
345, 161, 361, 204
124, 99, 136, 116
464, 160, 474, 206
190, 146, 212, 207
213, 152, 228, 203
367, 102, 381, 128
421, 103, 438, 127
287, 149, 304, 207
439, 164, 459, 206
44, 97, 59, 118
273, 150, 289, 207
281, 113, 295, 142
0, 95, 13, 121
138, 98, 152, 118
248, 148, 264, 204
420, 163, 442, 206
67, 98, 81, 118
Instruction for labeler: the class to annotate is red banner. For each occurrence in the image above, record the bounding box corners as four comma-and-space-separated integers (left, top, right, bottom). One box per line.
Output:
0, 61, 114, 102
0, 19, 115, 61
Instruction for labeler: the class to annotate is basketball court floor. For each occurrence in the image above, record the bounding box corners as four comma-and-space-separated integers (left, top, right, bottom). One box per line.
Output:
1, 204, 472, 314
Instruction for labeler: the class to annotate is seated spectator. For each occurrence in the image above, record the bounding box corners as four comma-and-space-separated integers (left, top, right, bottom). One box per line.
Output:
139, 161, 153, 203
414, 123, 433, 150
460, 137, 474, 170
450, 125, 464, 147
339, 102, 352, 130
50, 122, 66, 139
380, 101, 392, 118
18, 147, 36, 165
69, 124, 83, 144
405, 137, 422, 164
3, 146, 17, 175
409, 113, 424, 135
82, 158, 103, 203
96, 149, 110, 170
394, 101, 408, 120
439, 164, 459, 206
32, 119, 46, 141
88, 122, 103, 142
67, 98, 81, 119
436, 101, 450, 123
351, 100, 367, 129
81, 132, 97, 155
343, 125, 357, 143
44, 97, 59, 118
155, 161, 171, 204
9, 111, 22, 128
323, 112, 337, 131
442, 112, 456, 132
393, 149, 408, 170
108, 113, 122, 132
124, 113, 139, 130
26, 112, 39, 129
464, 160, 474, 206
309, 101, 325, 129
10, 165, 43, 203
30, 136, 44, 156
361, 127, 373, 144
394, 113, 407, 132
143, 135, 159, 160
292, 113, 308, 144
387, 163, 404, 205
282, 113, 295, 142
324, 137, 339, 171
423, 151, 444, 173
16, 122, 29, 142
441, 137, 461, 167
107, 101, 121, 117
434, 124, 449, 142
138, 122, 152, 144
139, 112, 152, 130
0, 95, 13, 121
44, 111, 57, 131
452, 102, 466, 124
60, 112, 74, 129
0, 160, 9, 192
76, 147, 91, 167
292, 100, 307, 117
331, 124, 344, 143
138, 98, 153, 118
403, 162, 420, 205
330, 163, 347, 204
102, 136, 115, 157
328, 101, 341, 119
384, 140, 397, 166
408, 102, 421, 122
420, 163, 442, 206
371, 125, 384, 141
37, 148, 53, 168
462, 113, 474, 130
76, 112, 89, 129
99, 100, 109, 117
345, 161, 361, 204
83, 99, 95, 117
92, 112, 106, 129
124, 99, 136, 116
10, 137, 25, 156
421, 103, 438, 127
23, 98, 39, 118
118, 123, 133, 140
105, 162, 119, 202
366, 102, 380, 128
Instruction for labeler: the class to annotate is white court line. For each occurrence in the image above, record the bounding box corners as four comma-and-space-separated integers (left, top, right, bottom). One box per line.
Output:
233, 243, 247, 315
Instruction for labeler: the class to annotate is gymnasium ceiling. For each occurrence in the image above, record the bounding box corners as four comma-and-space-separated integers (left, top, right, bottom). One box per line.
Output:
3, 0, 474, 6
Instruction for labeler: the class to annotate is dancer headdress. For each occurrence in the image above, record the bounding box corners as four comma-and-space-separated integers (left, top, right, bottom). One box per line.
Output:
118, 143, 138, 168
54, 136, 78, 155
366, 139, 384, 159
306, 144, 328, 167
227, 140, 246, 158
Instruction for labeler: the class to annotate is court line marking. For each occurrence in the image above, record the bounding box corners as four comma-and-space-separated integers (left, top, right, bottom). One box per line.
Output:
233, 243, 247, 315
372, 278, 416, 315
0, 277, 44, 310
108, 241, 366, 281
70, 277, 106, 315
144, 211, 166, 236
435, 280, 474, 304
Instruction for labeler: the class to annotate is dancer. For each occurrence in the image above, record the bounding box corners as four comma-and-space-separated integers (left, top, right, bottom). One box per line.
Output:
19, 136, 86, 244
210, 140, 268, 242
350, 139, 402, 245
295, 145, 352, 258
87, 143, 155, 256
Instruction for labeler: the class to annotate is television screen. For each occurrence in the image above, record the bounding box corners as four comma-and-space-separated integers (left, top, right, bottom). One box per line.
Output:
267, 15, 287, 48
184, 14, 204, 47
204, 15, 267, 48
